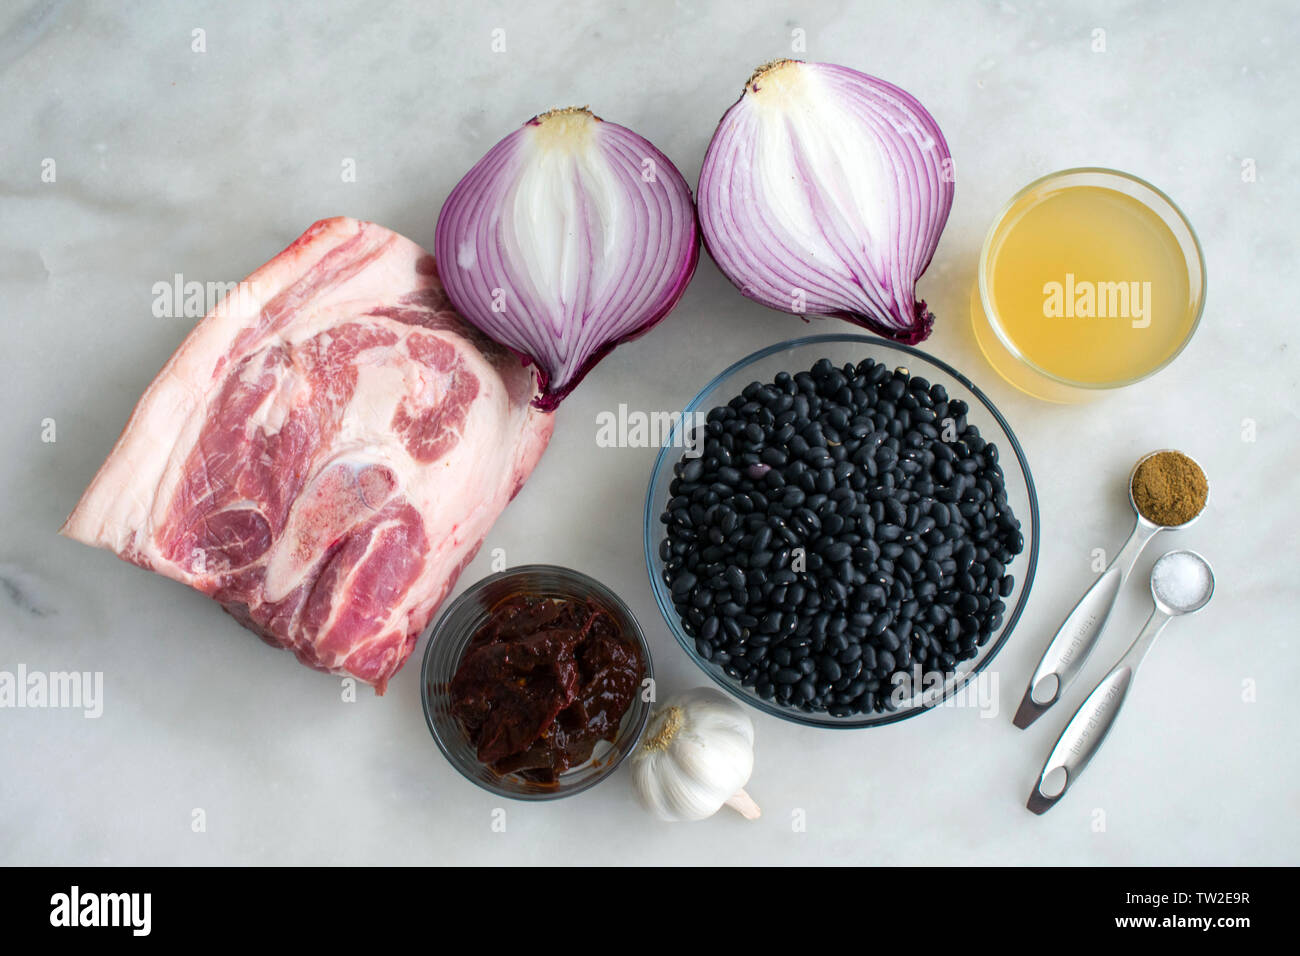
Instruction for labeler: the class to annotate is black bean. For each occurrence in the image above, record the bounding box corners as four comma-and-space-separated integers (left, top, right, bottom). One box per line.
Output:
819, 657, 843, 681
823, 541, 852, 562
725, 566, 747, 592
884, 497, 906, 526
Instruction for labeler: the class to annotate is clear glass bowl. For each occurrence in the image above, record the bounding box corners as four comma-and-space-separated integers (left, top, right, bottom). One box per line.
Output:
972, 167, 1206, 403
420, 565, 653, 800
643, 334, 1040, 729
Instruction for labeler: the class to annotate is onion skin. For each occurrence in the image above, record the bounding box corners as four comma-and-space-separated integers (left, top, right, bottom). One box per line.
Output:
698, 61, 954, 344
435, 108, 700, 411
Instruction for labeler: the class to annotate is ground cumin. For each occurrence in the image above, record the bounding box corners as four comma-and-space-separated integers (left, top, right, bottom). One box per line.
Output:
1131, 451, 1207, 526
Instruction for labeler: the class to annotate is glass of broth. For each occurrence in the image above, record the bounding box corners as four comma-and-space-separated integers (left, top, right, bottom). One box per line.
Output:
972, 168, 1205, 402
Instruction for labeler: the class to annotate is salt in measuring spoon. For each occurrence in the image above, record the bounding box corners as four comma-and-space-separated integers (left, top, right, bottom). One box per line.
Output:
1012, 449, 1208, 728
1026, 549, 1214, 813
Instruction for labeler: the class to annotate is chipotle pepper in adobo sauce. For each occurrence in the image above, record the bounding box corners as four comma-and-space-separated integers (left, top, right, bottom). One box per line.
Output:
449, 593, 644, 784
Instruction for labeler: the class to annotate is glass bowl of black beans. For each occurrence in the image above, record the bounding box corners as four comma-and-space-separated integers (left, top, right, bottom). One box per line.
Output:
645, 335, 1039, 728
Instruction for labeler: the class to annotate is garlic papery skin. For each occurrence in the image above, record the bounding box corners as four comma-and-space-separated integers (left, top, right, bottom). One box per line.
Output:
697, 60, 954, 344
434, 106, 699, 410
631, 687, 760, 822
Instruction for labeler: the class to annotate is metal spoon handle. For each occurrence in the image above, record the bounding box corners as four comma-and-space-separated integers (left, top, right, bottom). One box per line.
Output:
1026, 608, 1170, 814
1013, 518, 1161, 728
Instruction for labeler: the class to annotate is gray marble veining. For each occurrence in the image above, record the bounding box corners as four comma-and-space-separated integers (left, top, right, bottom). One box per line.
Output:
1, 0, 1295, 864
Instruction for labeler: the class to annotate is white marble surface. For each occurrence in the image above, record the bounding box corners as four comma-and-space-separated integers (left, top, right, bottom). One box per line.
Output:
2, 0, 1296, 865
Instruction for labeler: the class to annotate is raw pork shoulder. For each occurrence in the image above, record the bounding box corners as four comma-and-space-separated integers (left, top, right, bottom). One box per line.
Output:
62, 218, 553, 692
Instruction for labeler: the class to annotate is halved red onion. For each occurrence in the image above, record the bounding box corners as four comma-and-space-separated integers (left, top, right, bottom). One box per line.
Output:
698, 60, 954, 344
435, 107, 699, 410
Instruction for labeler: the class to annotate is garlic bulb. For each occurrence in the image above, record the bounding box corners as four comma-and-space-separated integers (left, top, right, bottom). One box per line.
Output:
631, 687, 760, 822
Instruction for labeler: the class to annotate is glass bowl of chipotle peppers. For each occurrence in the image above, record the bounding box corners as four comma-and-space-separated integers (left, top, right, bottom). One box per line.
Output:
421, 564, 653, 800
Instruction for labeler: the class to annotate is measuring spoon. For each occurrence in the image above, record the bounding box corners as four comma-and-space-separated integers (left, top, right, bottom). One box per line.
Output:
1012, 450, 1208, 729
1027, 549, 1214, 813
